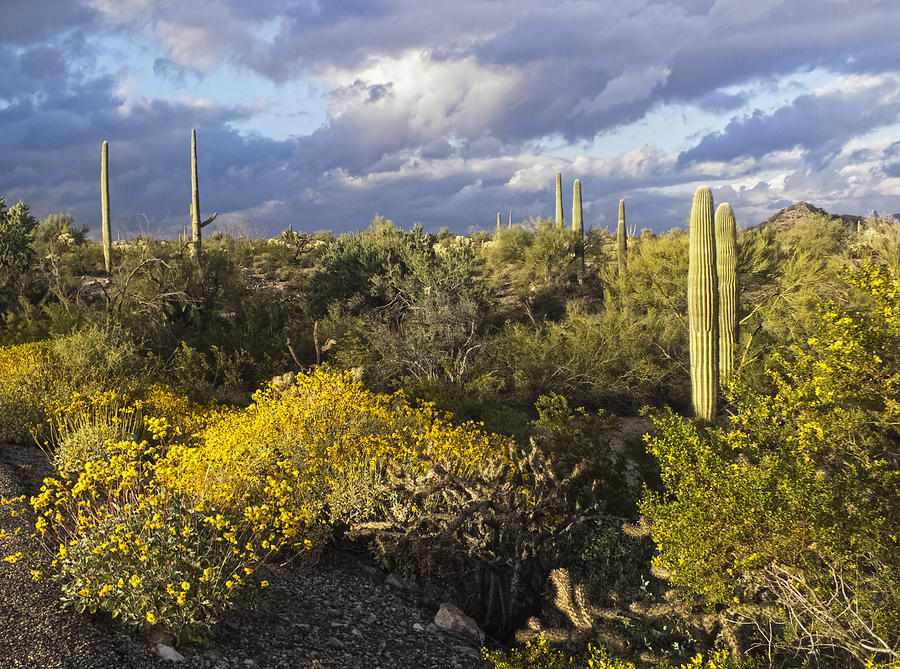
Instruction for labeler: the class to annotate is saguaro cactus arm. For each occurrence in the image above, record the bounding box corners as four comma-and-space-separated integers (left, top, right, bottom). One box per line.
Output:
555, 172, 564, 228
688, 186, 718, 422
617, 199, 627, 278
715, 203, 738, 390
572, 179, 584, 284
100, 141, 112, 273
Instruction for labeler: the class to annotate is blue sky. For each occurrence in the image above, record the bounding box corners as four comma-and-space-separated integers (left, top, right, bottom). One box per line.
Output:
2, 0, 900, 239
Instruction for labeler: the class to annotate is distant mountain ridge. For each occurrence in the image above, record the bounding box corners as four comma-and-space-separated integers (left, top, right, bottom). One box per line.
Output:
754, 201, 900, 231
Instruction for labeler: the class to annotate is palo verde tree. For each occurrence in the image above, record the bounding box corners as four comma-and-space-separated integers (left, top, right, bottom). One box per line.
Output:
0, 197, 39, 312
642, 263, 900, 667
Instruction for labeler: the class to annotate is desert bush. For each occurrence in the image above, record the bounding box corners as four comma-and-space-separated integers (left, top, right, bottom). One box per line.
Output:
483, 634, 739, 669
25, 435, 293, 643
165, 368, 507, 534
0, 342, 74, 443
641, 264, 900, 666
50, 321, 147, 391
487, 301, 688, 416
48, 390, 144, 474
0, 197, 39, 312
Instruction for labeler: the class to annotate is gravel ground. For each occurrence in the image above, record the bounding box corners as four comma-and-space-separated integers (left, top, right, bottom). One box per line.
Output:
0, 443, 488, 669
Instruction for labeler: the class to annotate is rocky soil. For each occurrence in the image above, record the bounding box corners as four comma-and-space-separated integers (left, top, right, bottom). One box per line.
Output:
0, 443, 489, 669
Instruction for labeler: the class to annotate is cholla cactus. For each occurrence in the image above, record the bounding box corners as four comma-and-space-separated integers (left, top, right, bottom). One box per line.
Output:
190, 129, 217, 258
688, 187, 718, 422
100, 141, 112, 273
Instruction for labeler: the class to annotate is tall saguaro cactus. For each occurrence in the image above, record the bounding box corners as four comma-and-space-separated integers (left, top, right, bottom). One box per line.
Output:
572, 179, 584, 284
100, 141, 112, 273
190, 129, 217, 258
617, 199, 627, 278
555, 172, 564, 228
688, 186, 718, 422
715, 203, 738, 390
496, 212, 502, 237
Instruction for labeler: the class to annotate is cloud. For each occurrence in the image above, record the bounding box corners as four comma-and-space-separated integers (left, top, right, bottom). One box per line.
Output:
678, 75, 900, 166
2, 0, 900, 237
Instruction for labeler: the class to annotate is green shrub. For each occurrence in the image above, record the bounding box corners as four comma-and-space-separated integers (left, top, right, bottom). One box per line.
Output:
641, 264, 900, 666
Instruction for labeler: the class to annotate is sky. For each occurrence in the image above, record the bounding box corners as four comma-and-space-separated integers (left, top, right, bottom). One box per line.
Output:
2, 0, 900, 239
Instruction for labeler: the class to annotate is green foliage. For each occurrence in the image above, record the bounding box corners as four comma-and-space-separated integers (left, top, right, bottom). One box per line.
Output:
484, 218, 585, 319
50, 321, 146, 390
0, 197, 39, 311
33, 214, 88, 257
483, 635, 740, 669
641, 264, 900, 666
488, 300, 688, 416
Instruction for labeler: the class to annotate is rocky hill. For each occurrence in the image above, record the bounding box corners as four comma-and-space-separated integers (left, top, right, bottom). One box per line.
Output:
755, 201, 866, 232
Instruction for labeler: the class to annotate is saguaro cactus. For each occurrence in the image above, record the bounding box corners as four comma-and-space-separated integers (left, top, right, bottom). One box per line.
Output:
555, 172, 564, 228
715, 203, 738, 390
100, 141, 112, 273
496, 212, 502, 237
572, 179, 584, 284
688, 186, 718, 422
617, 199, 627, 278
190, 129, 217, 258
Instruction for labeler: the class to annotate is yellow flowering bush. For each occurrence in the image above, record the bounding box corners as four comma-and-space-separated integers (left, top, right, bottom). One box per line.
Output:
0, 342, 73, 443
3, 366, 509, 642
642, 263, 900, 666
164, 368, 508, 540
47, 390, 144, 474
482, 635, 736, 669
26, 431, 298, 643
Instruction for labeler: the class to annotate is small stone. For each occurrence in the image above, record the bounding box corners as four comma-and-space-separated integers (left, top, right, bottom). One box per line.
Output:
243, 660, 257, 667
425, 622, 439, 634
351, 628, 363, 638
384, 573, 406, 589
412, 623, 425, 632
156, 644, 185, 663
434, 602, 484, 645
365, 613, 377, 626
327, 637, 345, 650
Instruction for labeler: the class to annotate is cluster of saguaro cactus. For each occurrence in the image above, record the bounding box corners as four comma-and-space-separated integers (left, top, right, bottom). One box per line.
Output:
688, 187, 738, 421
555, 172, 564, 228
190, 129, 217, 258
100, 141, 112, 273
572, 179, 584, 284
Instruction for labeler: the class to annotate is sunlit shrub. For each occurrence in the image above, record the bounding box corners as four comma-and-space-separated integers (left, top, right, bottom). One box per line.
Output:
165, 368, 508, 538
0, 341, 72, 443
25, 431, 307, 643
642, 264, 900, 666
482, 634, 736, 669
48, 390, 143, 474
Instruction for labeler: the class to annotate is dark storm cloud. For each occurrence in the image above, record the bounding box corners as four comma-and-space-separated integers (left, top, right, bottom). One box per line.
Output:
677, 77, 900, 166
4, 0, 900, 236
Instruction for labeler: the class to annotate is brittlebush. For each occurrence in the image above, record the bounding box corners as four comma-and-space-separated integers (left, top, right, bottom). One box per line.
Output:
642, 264, 900, 666
5, 367, 508, 642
